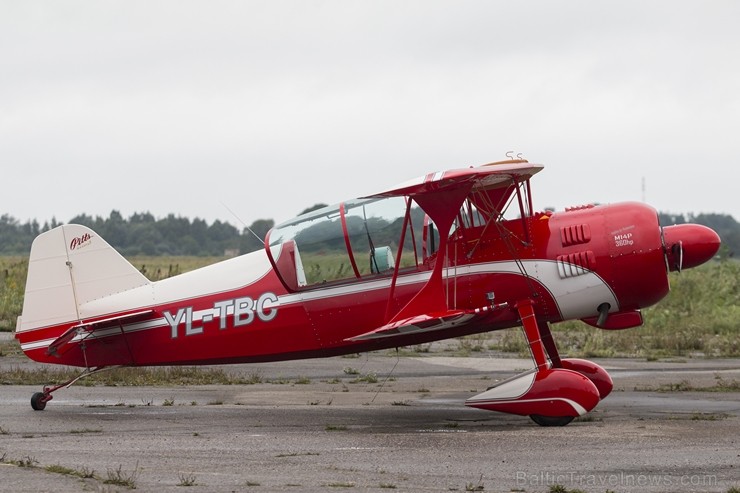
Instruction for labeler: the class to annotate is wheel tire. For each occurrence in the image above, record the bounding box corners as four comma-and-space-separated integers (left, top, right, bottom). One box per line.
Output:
530, 414, 574, 427
31, 392, 47, 411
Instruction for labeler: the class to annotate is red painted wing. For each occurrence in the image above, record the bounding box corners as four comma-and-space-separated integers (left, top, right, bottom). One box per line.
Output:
363, 161, 543, 199
346, 309, 483, 342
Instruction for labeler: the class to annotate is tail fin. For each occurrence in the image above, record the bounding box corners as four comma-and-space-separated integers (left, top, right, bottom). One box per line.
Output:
16, 224, 150, 333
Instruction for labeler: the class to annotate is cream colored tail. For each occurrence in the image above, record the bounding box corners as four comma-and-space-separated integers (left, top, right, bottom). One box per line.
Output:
16, 224, 150, 333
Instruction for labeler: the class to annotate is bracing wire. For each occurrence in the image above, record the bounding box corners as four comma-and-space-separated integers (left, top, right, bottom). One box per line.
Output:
221, 201, 264, 243
371, 349, 401, 404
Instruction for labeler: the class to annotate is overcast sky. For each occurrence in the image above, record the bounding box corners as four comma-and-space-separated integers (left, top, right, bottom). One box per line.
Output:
2, 1, 739, 230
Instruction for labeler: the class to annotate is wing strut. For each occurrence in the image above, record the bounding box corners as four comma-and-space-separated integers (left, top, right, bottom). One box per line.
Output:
385, 183, 473, 324
384, 197, 414, 322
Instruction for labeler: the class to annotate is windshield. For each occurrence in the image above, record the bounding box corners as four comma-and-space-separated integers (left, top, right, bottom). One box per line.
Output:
267, 197, 437, 290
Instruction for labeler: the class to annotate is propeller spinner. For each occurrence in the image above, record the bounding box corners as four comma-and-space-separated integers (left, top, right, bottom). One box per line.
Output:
662, 224, 720, 272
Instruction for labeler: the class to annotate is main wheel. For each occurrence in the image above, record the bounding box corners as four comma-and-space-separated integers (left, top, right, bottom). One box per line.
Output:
31, 392, 47, 411
530, 414, 574, 427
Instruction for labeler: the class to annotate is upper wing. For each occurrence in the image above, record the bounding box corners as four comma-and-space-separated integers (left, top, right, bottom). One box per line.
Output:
363, 160, 543, 199
362, 160, 542, 329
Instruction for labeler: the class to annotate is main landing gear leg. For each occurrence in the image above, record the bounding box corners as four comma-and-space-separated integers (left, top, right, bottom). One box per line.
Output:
466, 299, 603, 426
537, 320, 562, 368
517, 300, 576, 426
523, 302, 617, 424
538, 315, 614, 400
31, 366, 113, 411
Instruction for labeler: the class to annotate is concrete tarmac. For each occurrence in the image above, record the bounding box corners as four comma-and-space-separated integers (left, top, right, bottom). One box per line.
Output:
1, 352, 739, 493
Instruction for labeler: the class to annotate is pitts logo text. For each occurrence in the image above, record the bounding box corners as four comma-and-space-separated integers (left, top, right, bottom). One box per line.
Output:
69, 233, 93, 251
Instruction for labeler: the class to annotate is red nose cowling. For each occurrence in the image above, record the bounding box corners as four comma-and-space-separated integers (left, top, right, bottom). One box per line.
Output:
662, 224, 721, 271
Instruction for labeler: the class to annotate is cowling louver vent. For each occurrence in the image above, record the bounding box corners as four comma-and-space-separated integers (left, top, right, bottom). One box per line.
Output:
557, 251, 595, 278
560, 224, 591, 247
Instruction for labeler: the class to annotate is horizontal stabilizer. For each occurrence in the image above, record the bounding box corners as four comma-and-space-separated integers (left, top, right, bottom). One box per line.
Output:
46, 310, 154, 357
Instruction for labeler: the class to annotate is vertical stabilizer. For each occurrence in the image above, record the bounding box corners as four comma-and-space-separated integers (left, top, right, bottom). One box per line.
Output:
16, 224, 150, 333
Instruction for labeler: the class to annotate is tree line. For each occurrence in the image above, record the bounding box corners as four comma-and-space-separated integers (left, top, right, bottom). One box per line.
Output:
0, 210, 738, 257
0, 212, 273, 257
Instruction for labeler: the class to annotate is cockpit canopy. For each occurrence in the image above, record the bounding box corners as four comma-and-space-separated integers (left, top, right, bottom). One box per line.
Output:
267, 196, 438, 290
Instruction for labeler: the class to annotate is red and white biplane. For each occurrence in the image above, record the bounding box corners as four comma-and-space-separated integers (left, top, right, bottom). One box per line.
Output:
15, 159, 720, 425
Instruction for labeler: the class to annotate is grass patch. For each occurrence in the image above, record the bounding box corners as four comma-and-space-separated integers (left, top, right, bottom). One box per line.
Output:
464, 474, 485, 491
690, 412, 730, 421
104, 463, 139, 489
45, 464, 97, 479
548, 486, 588, 493
349, 372, 378, 384
275, 452, 320, 458
0, 365, 263, 386
0, 339, 23, 357
456, 334, 488, 356
4, 455, 38, 467
656, 380, 695, 392
3, 454, 96, 483
636, 375, 740, 392
178, 472, 198, 486
0, 257, 28, 332
325, 424, 348, 431
711, 375, 740, 391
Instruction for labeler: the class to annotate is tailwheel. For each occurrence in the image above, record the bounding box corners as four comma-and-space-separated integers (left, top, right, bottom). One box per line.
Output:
29, 365, 115, 411
31, 392, 49, 411
530, 414, 574, 427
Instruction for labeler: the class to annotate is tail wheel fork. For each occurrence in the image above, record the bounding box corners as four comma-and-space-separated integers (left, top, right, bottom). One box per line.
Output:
30, 366, 115, 411
465, 299, 610, 426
